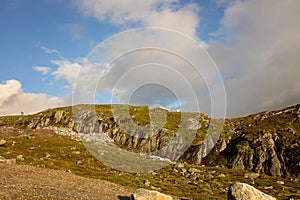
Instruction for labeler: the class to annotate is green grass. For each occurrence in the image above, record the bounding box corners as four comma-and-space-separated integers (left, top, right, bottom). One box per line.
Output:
0, 104, 206, 135
0, 104, 300, 199
0, 134, 299, 199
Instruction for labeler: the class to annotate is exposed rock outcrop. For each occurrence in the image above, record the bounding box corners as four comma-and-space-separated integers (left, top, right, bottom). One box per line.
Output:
181, 104, 300, 178
132, 188, 173, 200
228, 182, 276, 200
0, 104, 299, 178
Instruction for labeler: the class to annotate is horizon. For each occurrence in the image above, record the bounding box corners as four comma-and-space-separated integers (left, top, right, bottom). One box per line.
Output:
1, 102, 299, 120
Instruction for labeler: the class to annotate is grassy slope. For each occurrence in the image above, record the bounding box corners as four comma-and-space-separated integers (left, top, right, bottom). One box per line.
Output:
0, 104, 300, 199
0, 133, 299, 199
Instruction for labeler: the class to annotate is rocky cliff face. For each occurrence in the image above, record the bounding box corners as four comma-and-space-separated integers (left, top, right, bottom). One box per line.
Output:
0, 104, 299, 178
181, 104, 300, 178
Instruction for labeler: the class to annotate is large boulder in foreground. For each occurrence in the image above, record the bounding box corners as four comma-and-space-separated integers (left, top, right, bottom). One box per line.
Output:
228, 182, 276, 200
132, 188, 173, 200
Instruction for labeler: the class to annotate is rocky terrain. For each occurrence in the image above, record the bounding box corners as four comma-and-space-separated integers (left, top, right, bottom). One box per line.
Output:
183, 104, 300, 178
0, 104, 299, 199
2, 104, 299, 177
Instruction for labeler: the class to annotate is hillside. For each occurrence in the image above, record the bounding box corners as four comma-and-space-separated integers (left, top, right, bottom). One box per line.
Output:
182, 104, 300, 178
0, 104, 299, 199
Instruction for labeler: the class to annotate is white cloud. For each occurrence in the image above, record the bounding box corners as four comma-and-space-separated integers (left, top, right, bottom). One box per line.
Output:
0, 80, 63, 116
68, 1, 227, 115
49, 29, 226, 117
51, 58, 108, 104
36, 43, 61, 55
47, 0, 300, 118
0, 80, 21, 107
75, 0, 200, 38
33, 66, 51, 74
208, 0, 300, 116
51, 59, 81, 85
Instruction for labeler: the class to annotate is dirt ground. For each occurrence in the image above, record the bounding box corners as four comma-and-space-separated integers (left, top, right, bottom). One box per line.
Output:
0, 163, 134, 200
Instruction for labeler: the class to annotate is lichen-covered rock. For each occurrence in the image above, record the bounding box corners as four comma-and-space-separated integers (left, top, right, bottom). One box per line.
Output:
132, 188, 172, 200
228, 182, 276, 200
0, 139, 6, 146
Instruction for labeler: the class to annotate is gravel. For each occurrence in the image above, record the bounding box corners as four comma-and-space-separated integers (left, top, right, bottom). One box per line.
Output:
0, 163, 134, 200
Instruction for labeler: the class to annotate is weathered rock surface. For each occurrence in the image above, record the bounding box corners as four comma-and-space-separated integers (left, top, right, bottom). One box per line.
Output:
0, 104, 299, 178
0, 139, 6, 146
132, 188, 173, 200
181, 104, 300, 178
228, 182, 276, 200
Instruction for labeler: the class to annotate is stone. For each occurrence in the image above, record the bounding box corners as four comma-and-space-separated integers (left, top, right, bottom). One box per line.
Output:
175, 162, 185, 168
244, 173, 260, 179
276, 180, 284, 185
132, 188, 173, 200
150, 186, 161, 191
218, 174, 226, 178
228, 182, 276, 200
144, 180, 151, 186
72, 151, 81, 155
16, 155, 24, 161
76, 160, 84, 165
205, 174, 214, 179
0, 157, 16, 165
27, 135, 35, 140
0, 139, 6, 146
188, 168, 201, 174
0, 155, 6, 162
264, 186, 273, 190
6, 159, 16, 165
70, 146, 77, 150
44, 153, 51, 158
150, 171, 157, 176
189, 173, 199, 180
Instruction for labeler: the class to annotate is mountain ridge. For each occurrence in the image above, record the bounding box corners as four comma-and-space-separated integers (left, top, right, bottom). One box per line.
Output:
0, 103, 299, 178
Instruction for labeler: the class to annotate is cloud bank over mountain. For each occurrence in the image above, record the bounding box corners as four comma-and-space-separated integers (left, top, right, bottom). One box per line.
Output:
208, 0, 300, 116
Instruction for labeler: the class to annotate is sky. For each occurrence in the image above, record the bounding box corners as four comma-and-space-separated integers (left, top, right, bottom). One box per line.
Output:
0, 0, 299, 117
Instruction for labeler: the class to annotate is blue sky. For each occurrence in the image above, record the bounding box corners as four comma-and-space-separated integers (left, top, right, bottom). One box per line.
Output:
0, 0, 118, 95
0, 0, 224, 93
0, 0, 300, 117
